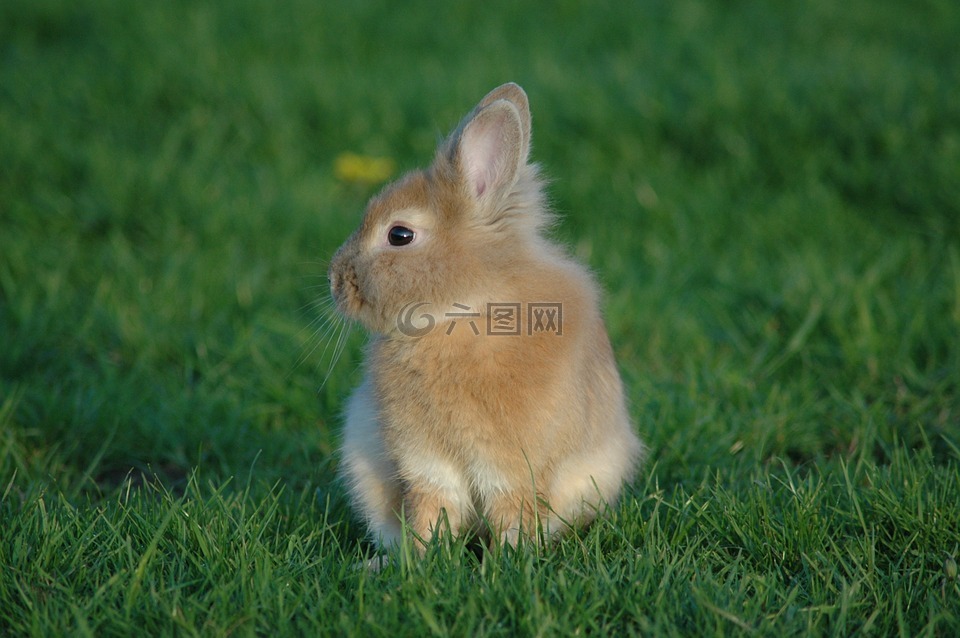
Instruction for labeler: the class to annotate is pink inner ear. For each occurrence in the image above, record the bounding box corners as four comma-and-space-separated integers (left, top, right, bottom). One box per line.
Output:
470, 165, 494, 198
474, 177, 487, 198
463, 124, 502, 198
460, 105, 519, 201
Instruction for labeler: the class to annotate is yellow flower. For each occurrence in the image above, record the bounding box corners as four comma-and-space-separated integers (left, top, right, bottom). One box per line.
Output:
334, 152, 396, 185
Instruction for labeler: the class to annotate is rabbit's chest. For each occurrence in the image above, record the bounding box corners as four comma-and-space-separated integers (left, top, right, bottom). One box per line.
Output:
375, 331, 563, 454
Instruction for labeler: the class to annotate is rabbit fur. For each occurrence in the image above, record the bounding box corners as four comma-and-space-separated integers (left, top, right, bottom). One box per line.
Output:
329, 83, 643, 550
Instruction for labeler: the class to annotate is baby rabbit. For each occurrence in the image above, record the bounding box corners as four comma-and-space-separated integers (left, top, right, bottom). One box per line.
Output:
329, 83, 643, 551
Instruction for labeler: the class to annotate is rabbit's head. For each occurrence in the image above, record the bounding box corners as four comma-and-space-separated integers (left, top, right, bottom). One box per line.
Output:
329, 83, 552, 334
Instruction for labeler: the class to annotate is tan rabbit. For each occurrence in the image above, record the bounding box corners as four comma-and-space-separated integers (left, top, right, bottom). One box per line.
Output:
329, 83, 643, 551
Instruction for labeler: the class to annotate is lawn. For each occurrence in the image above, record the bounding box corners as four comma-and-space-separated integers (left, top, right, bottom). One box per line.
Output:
1, 0, 959, 635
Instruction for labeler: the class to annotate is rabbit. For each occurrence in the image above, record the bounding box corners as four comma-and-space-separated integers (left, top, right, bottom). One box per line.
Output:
329, 83, 644, 553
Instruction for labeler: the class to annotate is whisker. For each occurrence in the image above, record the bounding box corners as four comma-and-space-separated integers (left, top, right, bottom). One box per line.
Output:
303, 282, 334, 291
289, 264, 358, 391
299, 258, 331, 270
298, 296, 336, 317
319, 320, 353, 391
315, 316, 348, 366
294, 311, 343, 372
300, 277, 332, 287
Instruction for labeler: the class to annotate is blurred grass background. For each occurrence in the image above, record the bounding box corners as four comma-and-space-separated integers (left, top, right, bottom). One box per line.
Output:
1, 0, 959, 634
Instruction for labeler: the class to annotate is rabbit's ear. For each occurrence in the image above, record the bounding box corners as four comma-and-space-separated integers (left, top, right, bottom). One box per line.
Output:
476, 83, 531, 160
456, 100, 525, 202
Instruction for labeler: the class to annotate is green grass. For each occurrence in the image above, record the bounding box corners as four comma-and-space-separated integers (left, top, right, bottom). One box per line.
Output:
2, 0, 959, 635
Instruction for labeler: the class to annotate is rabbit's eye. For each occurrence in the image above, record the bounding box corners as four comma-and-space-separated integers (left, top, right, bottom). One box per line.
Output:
388, 225, 416, 246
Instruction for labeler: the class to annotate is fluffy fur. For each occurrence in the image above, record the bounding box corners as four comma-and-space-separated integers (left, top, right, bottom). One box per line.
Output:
329, 83, 643, 549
